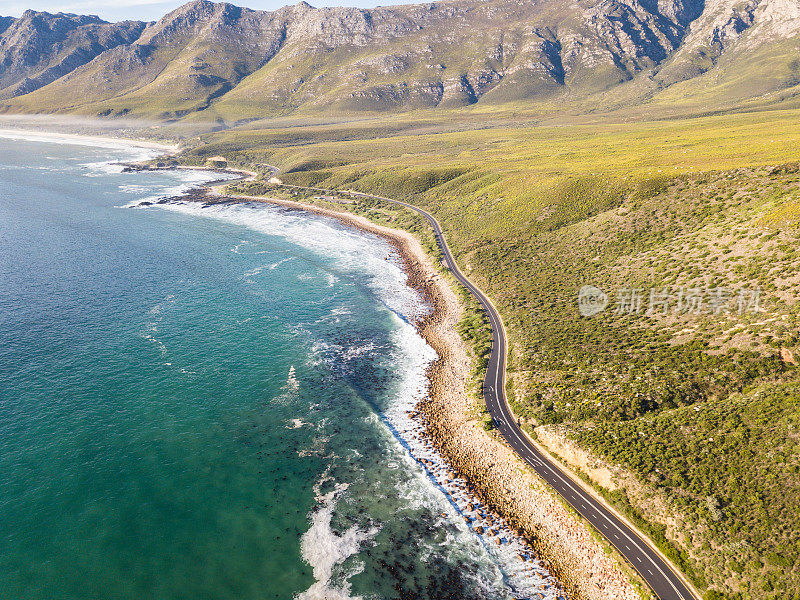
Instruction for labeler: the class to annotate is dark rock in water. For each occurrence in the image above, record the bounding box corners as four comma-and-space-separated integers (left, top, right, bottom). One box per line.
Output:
120, 163, 147, 173
139, 201, 152, 206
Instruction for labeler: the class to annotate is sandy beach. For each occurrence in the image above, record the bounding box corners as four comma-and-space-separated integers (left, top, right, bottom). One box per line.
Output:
0, 128, 179, 153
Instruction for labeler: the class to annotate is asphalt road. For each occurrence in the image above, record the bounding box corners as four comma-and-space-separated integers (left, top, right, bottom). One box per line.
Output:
274, 184, 699, 600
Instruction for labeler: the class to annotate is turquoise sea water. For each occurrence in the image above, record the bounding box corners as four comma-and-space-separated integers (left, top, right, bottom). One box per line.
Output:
0, 135, 559, 600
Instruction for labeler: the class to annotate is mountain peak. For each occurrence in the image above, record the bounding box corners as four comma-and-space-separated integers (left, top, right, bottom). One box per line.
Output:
162, 0, 218, 20
18, 8, 105, 24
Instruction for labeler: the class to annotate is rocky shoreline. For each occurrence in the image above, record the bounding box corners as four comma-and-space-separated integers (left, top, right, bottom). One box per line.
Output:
119, 162, 257, 186
151, 183, 643, 600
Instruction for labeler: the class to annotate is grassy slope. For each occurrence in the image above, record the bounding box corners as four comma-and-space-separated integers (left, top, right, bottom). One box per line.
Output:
650, 37, 800, 111
182, 106, 800, 599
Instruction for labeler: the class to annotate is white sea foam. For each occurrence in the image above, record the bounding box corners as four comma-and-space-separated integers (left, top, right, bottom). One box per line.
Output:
172, 169, 234, 185
142, 295, 175, 361
297, 482, 378, 600
270, 364, 302, 409
149, 201, 427, 323
118, 170, 239, 207
82, 160, 128, 177
119, 184, 153, 194
287, 365, 299, 391
231, 239, 275, 256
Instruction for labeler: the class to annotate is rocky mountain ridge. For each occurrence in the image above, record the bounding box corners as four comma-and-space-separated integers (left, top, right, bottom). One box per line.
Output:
0, 10, 145, 100
0, 0, 798, 119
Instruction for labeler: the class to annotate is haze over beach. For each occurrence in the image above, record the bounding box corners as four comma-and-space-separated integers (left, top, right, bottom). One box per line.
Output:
1, 0, 800, 599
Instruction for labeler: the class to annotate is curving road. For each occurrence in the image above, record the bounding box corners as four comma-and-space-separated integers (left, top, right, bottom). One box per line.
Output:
269, 182, 699, 600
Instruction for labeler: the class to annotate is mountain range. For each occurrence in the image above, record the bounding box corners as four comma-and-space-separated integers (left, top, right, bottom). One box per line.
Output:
0, 0, 798, 120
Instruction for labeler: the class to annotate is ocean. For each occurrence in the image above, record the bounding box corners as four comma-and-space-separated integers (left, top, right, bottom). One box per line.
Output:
0, 134, 560, 600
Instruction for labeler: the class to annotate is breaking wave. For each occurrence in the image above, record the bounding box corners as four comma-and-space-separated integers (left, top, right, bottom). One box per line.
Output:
147, 200, 427, 323
298, 481, 378, 600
